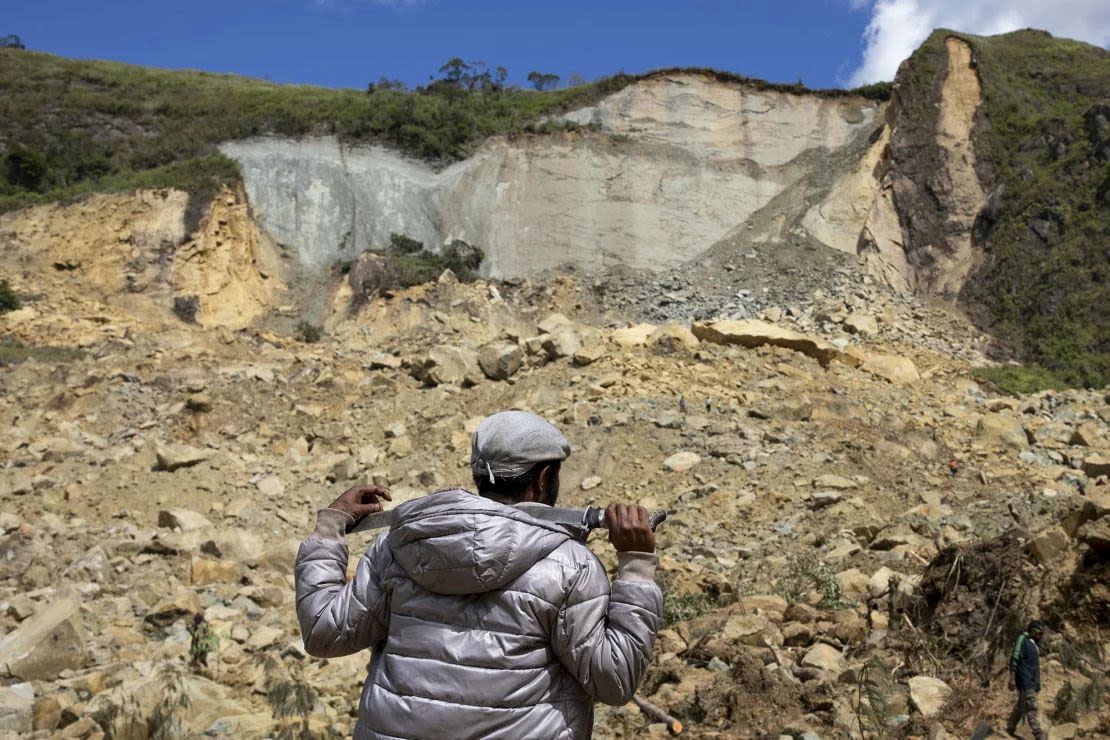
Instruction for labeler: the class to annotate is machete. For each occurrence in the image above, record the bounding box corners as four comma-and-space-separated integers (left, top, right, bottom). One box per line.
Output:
349, 504, 667, 538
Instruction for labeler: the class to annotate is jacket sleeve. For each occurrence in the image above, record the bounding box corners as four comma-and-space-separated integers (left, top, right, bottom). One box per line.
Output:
294, 508, 392, 658
551, 549, 663, 705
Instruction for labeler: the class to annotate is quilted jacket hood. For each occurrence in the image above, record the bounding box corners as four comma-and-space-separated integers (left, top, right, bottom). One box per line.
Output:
386, 488, 571, 595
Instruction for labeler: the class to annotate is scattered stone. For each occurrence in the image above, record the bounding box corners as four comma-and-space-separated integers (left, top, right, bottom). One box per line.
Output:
813, 474, 857, 490
478, 342, 523, 381
692, 319, 842, 366
861, 354, 920, 385
255, 474, 284, 497
800, 643, 848, 676
1029, 526, 1070, 564
663, 451, 701, 472
0, 683, 34, 734
908, 676, 951, 718
154, 443, 212, 471
157, 508, 212, 531
843, 312, 878, 336
580, 476, 603, 491
191, 556, 241, 586
0, 597, 87, 680
976, 414, 1029, 450
411, 345, 481, 387
1069, 422, 1102, 447
1081, 453, 1110, 477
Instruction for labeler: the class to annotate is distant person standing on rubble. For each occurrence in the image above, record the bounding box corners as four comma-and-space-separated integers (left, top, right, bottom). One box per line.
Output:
1006, 620, 1046, 740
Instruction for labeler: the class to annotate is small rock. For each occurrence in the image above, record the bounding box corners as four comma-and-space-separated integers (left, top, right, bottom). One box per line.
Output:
800, 643, 848, 676
154, 443, 212, 471
580, 476, 603, 491
663, 451, 701, 473
861, 354, 920, 385
157, 508, 212, 532
255, 475, 284, 497
908, 675, 951, 719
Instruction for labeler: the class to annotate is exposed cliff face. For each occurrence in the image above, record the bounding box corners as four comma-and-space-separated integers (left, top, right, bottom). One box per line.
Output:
0, 186, 285, 334
860, 35, 987, 298
221, 73, 883, 278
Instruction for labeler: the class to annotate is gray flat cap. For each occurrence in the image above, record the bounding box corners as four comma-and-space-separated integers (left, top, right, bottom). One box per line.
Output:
471, 410, 570, 483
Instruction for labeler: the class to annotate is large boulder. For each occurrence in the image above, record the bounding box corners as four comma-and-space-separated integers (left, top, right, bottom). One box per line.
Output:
648, 323, 700, 352
1082, 453, 1110, 478
692, 319, 842, 366
478, 342, 522, 381
801, 643, 848, 676
542, 326, 588, 360
610, 323, 657, 347
843, 312, 879, 336
908, 675, 951, 718
0, 597, 87, 680
976, 414, 1029, 450
410, 345, 481, 387
861, 354, 920, 385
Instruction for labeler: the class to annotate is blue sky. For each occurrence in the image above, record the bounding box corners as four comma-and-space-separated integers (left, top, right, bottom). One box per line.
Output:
3, 1, 1109, 90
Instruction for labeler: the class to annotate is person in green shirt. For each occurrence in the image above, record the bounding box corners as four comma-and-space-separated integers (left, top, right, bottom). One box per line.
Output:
1006, 620, 1045, 740
188, 613, 218, 671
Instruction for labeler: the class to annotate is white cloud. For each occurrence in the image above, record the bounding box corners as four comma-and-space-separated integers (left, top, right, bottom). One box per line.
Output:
846, 0, 1110, 86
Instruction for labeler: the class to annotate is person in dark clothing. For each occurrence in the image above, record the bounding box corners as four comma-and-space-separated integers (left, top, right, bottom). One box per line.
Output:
1007, 620, 1045, 739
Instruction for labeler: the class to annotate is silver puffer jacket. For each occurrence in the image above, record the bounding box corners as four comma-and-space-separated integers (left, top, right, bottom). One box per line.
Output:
295, 489, 662, 739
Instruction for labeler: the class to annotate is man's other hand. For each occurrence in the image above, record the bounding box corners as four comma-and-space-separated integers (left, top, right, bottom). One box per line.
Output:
329, 485, 392, 525
606, 504, 656, 553
1008, 677, 1016, 692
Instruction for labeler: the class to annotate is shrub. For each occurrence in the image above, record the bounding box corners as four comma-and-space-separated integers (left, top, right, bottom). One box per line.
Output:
971, 365, 1068, 396
296, 322, 322, 343
776, 552, 847, 609
659, 574, 717, 627
0, 280, 19, 312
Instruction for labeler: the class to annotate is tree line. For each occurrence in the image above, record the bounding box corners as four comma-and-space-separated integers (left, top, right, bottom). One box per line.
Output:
367, 58, 566, 95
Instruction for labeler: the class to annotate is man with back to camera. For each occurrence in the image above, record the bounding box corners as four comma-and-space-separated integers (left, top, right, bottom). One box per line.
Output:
295, 410, 663, 739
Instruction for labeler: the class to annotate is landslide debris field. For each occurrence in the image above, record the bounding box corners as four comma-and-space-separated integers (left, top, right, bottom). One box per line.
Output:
1, 26, 1109, 740
1, 186, 1108, 738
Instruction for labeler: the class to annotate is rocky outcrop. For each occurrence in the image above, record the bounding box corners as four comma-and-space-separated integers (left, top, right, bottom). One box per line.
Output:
221, 73, 882, 277
861, 35, 987, 297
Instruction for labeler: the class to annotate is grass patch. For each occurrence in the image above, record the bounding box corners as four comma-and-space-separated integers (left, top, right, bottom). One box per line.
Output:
775, 552, 848, 610
0, 336, 86, 365
660, 576, 717, 627
971, 365, 1068, 395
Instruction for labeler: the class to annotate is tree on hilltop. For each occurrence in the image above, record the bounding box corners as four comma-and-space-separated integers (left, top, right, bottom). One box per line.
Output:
527, 71, 560, 91
0, 34, 25, 49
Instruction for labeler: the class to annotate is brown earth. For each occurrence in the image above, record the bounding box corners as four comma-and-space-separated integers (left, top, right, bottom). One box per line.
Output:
0, 189, 1108, 739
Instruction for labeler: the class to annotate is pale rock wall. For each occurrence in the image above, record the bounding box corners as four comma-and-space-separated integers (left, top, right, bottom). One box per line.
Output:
221, 73, 883, 278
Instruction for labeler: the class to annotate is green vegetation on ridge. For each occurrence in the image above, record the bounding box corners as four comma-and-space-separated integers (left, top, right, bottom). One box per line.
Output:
956, 31, 1110, 388
0, 47, 889, 216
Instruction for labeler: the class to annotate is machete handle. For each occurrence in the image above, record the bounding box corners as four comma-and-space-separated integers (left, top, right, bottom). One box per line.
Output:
587, 506, 668, 532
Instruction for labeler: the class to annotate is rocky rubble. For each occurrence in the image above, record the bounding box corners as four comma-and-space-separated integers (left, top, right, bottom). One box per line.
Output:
2, 236, 1109, 738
